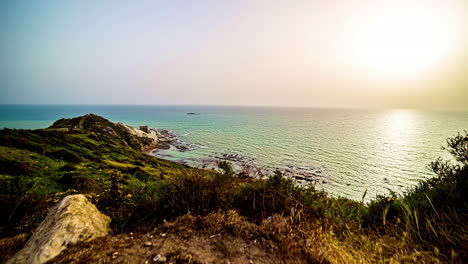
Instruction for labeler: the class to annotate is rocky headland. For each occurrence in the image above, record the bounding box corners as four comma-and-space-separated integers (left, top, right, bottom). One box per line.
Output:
50, 114, 326, 185
49, 113, 158, 151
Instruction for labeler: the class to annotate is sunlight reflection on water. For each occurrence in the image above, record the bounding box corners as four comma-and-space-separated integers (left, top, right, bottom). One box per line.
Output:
1, 105, 467, 201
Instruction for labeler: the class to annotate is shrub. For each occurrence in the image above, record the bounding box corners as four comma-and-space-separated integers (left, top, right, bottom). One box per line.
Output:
44, 149, 82, 163
129, 166, 154, 182
217, 161, 235, 177
366, 131, 468, 261
0, 158, 32, 176
0, 133, 44, 154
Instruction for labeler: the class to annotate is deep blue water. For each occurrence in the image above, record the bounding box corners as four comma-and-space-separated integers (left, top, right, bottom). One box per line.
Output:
1, 104, 467, 200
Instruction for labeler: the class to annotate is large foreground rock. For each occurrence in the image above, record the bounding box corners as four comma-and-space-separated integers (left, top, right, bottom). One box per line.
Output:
7, 195, 111, 264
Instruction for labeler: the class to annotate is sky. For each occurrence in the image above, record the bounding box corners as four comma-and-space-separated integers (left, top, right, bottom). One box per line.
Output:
1, 0, 467, 110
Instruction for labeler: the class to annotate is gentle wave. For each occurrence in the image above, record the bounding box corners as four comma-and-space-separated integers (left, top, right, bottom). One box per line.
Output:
1, 105, 467, 201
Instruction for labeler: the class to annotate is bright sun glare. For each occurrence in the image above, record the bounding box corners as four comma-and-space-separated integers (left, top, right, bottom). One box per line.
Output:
341, 5, 460, 80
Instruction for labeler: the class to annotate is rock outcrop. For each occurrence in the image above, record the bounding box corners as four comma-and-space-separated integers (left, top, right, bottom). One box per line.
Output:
7, 195, 111, 264
49, 113, 158, 150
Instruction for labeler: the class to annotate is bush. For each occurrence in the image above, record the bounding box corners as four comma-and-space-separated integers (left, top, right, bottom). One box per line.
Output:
217, 161, 235, 177
365, 131, 468, 260
129, 166, 154, 182
0, 133, 44, 154
44, 149, 82, 163
0, 158, 32, 176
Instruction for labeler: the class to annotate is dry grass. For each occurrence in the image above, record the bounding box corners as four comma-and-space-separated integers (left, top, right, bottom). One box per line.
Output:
50, 209, 448, 263
159, 209, 446, 264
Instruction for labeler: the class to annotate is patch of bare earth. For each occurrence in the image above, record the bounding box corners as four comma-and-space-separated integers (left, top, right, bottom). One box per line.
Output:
48, 211, 324, 264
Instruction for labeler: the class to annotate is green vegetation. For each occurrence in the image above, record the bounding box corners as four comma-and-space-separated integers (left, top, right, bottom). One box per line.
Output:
0, 125, 466, 263
367, 131, 468, 260
0, 128, 188, 236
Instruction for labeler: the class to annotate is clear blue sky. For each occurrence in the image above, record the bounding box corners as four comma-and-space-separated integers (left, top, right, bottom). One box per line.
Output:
1, 0, 467, 109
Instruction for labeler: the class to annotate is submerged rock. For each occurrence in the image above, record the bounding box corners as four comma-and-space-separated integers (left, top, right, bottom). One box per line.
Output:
7, 195, 111, 264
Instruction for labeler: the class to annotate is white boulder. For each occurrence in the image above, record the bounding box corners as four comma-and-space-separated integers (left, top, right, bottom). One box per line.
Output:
7, 195, 111, 264
116, 122, 158, 143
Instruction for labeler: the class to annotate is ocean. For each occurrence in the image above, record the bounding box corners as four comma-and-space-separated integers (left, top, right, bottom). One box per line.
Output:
1, 104, 467, 201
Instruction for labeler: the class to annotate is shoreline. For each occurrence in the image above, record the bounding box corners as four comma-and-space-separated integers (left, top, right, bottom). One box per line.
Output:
143, 132, 328, 186
142, 144, 158, 155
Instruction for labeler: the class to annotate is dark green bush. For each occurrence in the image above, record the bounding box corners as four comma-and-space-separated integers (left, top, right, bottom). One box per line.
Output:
59, 164, 76, 172
0, 134, 44, 154
0, 158, 32, 176
217, 161, 235, 177
44, 149, 82, 163
128, 166, 154, 182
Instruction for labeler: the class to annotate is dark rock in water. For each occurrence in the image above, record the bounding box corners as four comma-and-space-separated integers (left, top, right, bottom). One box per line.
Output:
151, 129, 204, 152
149, 132, 327, 187
212, 150, 255, 164
49, 114, 158, 151
186, 150, 327, 185
139, 126, 149, 133
292, 175, 314, 182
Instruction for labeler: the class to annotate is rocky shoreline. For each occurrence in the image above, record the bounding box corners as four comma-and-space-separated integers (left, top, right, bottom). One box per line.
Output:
150, 128, 204, 152
49, 115, 328, 186
148, 129, 328, 185
48, 114, 328, 186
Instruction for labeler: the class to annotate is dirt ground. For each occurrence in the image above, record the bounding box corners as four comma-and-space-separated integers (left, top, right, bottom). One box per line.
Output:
47, 212, 310, 264
49, 229, 279, 264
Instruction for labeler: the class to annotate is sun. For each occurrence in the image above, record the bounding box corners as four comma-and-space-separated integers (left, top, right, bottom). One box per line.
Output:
337, 4, 461, 81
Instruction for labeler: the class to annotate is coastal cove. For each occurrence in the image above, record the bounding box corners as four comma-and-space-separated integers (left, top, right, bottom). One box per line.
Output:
1, 104, 467, 201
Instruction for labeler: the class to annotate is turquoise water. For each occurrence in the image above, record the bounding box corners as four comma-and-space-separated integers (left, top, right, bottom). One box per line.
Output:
1, 105, 467, 200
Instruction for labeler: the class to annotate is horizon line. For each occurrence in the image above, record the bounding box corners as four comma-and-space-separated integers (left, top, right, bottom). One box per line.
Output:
0, 103, 467, 112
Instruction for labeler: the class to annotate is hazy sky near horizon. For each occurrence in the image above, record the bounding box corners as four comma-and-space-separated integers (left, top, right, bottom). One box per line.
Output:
1, 0, 467, 109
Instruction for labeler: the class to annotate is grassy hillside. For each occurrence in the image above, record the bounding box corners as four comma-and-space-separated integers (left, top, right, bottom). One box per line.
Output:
0, 120, 466, 263
0, 127, 188, 235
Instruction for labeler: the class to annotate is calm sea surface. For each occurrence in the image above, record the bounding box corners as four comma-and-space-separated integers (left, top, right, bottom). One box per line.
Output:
1, 105, 467, 201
